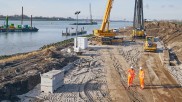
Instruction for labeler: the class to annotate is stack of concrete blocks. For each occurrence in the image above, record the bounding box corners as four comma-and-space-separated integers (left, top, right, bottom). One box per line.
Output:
41, 70, 64, 93
74, 37, 88, 51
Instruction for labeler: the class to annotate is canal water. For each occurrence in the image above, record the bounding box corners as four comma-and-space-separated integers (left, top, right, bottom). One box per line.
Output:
0, 21, 132, 55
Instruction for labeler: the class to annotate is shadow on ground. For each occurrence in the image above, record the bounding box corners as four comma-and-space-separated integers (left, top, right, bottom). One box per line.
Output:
144, 84, 181, 89
55, 83, 102, 93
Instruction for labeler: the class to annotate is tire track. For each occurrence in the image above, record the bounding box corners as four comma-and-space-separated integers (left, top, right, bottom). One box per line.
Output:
107, 46, 146, 102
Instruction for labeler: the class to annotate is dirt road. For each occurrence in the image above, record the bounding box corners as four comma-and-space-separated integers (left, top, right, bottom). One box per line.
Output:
18, 40, 182, 102
100, 40, 182, 102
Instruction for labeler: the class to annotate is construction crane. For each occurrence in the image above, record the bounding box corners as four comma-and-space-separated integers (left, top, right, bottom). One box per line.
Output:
132, 0, 145, 38
132, 0, 157, 52
93, 0, 122, 44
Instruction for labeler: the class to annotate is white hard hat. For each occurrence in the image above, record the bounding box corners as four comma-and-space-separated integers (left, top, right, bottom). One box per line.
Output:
131, 66, 133, 69
140, 67, 142, 70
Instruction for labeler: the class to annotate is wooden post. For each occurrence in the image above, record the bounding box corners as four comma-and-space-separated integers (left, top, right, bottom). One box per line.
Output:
21, 6, 23, 25
30, 15, 33, 29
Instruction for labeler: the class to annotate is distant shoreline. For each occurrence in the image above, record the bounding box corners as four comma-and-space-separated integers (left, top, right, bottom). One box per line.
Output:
0, 19, 131, 22
0, 15, 130, 22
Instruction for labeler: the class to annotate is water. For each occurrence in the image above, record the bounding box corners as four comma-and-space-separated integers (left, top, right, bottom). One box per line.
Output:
0, 21, 132, 55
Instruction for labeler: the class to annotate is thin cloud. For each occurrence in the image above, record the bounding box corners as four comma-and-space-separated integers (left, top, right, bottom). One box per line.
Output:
169, 5, 174, 8
161, 5, 166, 8
161, 5, 175, 8
144, 4, 149, 9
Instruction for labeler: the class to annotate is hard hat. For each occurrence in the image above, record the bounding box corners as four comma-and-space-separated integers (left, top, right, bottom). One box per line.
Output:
131, 66, 133, 69
140, 67, 142, 70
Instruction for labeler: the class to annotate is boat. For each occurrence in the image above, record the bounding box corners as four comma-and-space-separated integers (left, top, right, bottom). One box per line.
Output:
62, 31, 87, 36
0, 27, 39, 32
70, 3, 97, 25
62, 26, 87, 36
0, 7, 39, 33
70, 22, 97, 25
0, 16, 39, 33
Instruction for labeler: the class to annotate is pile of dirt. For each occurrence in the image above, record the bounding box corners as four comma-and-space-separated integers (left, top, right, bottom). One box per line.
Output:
145, 21, 182, 63
119, 21, 182, 63
0, 46, 78, 101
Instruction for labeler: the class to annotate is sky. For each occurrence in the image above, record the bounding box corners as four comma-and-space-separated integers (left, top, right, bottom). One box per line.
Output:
0, 0, 182, 21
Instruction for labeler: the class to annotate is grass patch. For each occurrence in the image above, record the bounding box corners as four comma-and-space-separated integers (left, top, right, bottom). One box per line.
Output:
40, 34, 94, 50
0, 51, 40, 63
81, 34, 94, 37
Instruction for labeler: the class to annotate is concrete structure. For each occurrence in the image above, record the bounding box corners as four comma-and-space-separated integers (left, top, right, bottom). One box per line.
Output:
74, 37, 88, 50
41, 70, 64, 93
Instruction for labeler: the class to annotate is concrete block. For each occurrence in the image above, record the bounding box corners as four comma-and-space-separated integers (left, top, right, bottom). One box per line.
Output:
41, 70, 64, 93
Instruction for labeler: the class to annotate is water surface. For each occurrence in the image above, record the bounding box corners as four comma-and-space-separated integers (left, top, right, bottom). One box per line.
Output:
0, 21, 132, 55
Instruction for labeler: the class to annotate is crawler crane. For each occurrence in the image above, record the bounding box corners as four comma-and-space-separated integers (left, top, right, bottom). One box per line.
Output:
93, 0, 122, 44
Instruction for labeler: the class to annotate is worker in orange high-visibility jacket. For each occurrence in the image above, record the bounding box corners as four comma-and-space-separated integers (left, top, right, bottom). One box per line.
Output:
139, 67, 145, 89
128, 66, 135, 88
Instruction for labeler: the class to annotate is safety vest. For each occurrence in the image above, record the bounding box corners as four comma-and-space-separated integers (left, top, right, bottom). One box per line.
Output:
139, 70, 144, 78
128, 69, 135, 77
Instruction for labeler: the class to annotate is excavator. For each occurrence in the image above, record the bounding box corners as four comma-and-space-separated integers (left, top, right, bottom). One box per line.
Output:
93, 0, 122, 44
132, 0, 145, 38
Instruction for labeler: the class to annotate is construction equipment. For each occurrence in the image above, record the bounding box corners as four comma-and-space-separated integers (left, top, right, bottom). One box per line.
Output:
144, 36, 157, 52
93, 0, 122, 44
132, 0, 145, 38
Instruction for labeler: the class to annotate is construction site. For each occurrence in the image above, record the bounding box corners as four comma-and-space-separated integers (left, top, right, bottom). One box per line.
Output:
1, 0, 182, 102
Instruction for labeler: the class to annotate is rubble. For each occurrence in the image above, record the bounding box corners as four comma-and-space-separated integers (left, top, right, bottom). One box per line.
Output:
0, 45, 78, 101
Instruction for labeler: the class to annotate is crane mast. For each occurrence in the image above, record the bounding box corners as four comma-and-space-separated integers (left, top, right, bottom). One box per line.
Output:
132, 0, 145, 37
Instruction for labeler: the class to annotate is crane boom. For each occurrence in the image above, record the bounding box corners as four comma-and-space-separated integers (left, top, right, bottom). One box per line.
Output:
94, 0, 115, 37
92, 0, 122, 44
100, 0, 113, 31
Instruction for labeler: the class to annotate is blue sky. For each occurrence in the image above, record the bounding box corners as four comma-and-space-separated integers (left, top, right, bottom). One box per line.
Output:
0, 0, 181, 20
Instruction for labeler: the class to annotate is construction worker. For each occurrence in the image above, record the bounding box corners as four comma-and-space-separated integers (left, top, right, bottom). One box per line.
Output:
128, 66, 135, 88
139, 67, 145, 89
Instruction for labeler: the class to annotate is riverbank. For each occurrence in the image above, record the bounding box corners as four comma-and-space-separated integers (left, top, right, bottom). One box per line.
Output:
0, 34, 93, 101
17, 21, 182, 102
1, 21, 182, 101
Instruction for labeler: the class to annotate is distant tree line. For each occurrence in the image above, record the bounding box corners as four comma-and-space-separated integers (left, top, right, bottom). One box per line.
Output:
0, 15, 75, 21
